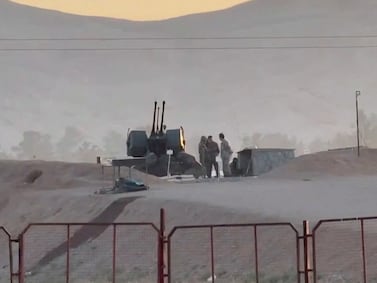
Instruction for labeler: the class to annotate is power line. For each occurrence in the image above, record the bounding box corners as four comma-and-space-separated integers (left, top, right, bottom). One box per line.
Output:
3, 34, 377, 51
2, 35, 377, 41
1, 45, 377, 51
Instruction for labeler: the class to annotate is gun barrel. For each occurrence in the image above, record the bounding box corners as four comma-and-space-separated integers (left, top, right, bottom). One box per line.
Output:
156, 106, 160, 132
151, 101, 157, 135
160, 100, 166, 134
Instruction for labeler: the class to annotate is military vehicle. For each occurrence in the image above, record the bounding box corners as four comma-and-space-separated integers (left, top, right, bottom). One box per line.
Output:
126, 101, 204, 178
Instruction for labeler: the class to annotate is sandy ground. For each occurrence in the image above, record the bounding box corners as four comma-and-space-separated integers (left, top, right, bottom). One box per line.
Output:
139, 174, 377, 222
1, 149, 377, 282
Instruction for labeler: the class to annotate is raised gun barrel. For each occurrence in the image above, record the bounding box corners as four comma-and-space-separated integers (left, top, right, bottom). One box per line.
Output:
160, 100, 166, 135
156, 106, 160, 132
151, 101, 157, 135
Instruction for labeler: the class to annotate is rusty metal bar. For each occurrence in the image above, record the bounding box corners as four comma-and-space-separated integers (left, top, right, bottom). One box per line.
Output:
254, 225, 259, 283
21, 222, 159, 233
303, 221, 309, 283
310, 217, 377, 233
296, 232, 301, 283
210, 227, 215, 283
113, 224, 117, 283
157, 236, 162, 283
18, 233, 24, 283
66, 224, 71, 283
312, 231, 317, 283
167, 236, 171, 283
158, 209, 165, 283
8, 238, 14, 283
168, 222, 298, 236
361, 219, 367, 283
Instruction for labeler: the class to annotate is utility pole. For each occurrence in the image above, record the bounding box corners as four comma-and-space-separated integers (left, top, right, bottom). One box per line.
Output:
356, 90, 361, 157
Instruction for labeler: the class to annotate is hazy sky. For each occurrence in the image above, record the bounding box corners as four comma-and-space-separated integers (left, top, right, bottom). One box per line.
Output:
10, 0, 251, 20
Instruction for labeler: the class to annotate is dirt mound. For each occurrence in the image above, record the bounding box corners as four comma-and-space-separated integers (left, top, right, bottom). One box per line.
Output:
263, 148, 377, 179
0, 159, 164, 191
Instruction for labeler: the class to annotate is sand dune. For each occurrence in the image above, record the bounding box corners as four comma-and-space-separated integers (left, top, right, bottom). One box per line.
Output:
264, 147, 377, 179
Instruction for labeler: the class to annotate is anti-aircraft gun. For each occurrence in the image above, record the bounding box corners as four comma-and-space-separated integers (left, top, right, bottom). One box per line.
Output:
127, 101, 185, 157
126, 101, 203, 178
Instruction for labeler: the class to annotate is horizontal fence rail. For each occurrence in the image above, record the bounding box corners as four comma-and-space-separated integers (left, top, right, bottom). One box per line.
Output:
3, 211, 377, 283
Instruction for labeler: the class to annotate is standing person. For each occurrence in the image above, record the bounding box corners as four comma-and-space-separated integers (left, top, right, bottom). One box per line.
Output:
198, 136, 207, 166
198, 136, 208, 177
206, 135, 219, 178
219, 133, 233, 177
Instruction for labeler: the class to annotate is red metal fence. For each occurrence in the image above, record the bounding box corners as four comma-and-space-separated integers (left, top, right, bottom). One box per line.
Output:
311, 216, 377, 283
2, 211, 377, 283
166, 223, 300, 283
18, 223, 160, 283
0, 227, 12, 283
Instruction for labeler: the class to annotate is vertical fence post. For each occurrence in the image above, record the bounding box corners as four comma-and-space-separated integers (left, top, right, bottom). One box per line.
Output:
8, 237, 14, 283
167, 235, 171, 283
296, 230, 301, 283
210, 226, 215, 283
18, 233, 24, 283
113, 224, 117, 283
66, 224, 71, 283
312, 229, 316, 283
303, 220, 312, 283
158, 209, 165, 283
254, 225, 259, 283
303, 221, 308, 283
361, 219, 367, 283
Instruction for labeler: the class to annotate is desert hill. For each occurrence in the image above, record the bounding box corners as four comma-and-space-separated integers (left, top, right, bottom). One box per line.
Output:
1, 0, 377, 156
10, 0, 251, 21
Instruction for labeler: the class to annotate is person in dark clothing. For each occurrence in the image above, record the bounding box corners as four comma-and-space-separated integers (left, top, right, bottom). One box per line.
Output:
198, 136, 208, 167
230, 157, 242, 176
198, 136, 208, 178
206, 136, 220, 178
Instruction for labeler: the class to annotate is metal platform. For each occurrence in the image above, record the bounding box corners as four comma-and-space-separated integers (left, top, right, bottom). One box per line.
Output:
111, 158, 146, 167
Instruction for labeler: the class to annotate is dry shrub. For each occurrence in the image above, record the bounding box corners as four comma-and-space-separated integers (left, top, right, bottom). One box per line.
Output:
24, 169, 43, 184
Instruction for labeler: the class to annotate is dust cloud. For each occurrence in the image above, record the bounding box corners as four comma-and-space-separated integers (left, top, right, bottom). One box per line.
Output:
1, 109, 376, 162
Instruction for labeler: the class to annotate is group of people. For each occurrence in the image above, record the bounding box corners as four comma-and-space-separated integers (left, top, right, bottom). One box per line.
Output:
198, 133, 233, 178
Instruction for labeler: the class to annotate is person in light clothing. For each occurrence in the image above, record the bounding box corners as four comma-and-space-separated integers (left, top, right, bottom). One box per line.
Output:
219, 133, 233, 177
